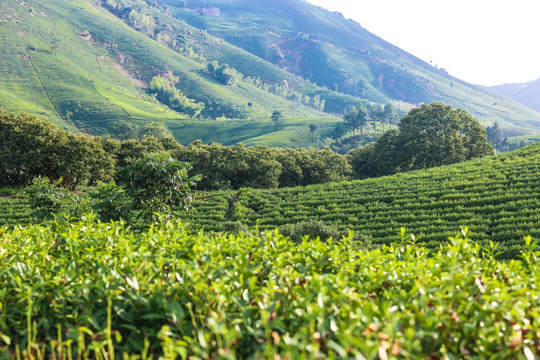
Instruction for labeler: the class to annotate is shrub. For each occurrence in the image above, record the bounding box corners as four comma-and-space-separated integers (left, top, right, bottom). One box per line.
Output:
116, 151, 200, 222
279, 219, 368, 244
24, 177, 89, 221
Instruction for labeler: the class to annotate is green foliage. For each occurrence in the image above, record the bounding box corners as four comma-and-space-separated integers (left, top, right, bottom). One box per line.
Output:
139, 121, 174, 140
108, 120, 139, 140
63, 132, 116, 189
24, 177, 89, 221
206, 61, 241, 86
170, 142, 352, 190
486, 122, 505, 153
1, 219, 539, 358
149, 72, 205, 117
398, 103, 494, 170
349, 103, 494, 177
343, 103, 368, 134
90, 181, 132, 222
0, 111, 348, 194
182, 143, 540, 258
0, 110, 67, 186
271, 110, 282, 131
116, 151, 200, 221
279, 219, 367, 244
0, 110, 114, 188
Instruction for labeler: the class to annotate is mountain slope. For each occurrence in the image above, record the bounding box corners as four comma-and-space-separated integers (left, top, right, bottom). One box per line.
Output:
0, 0, 336, 139
165, 0, 540, 135
488, 78, 540, 113
1, 0, 539, 142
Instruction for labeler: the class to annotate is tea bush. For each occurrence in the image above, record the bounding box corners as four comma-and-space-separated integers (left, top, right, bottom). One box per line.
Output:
0, 220, 539, 359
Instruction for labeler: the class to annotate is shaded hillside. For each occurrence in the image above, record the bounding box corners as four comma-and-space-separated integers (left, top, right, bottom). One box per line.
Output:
488, 78, 540, 113
165, 0, 540, 135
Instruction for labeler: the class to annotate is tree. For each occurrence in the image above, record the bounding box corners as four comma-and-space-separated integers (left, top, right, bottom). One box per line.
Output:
271, 110, 282, 131
0, 110, 114, 188
139, 121, 174, 140
486, 122, 503, 153
309, 123, 318, 140
0, 110, 67, 185
395, 102, 493, 171
348, 103, 494, 178
116, 151, 200, 222
383, 103, 399, 126
344, 104, 368, 135
62, 133, 115, 189
109, 120, 139, 140
207, 61, 240, 86
149, 72, 204, 117
368, 104, 384, 132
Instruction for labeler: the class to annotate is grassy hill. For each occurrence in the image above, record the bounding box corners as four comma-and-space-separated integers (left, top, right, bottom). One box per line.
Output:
165, 0, 540, 136
1, 0, 539, 144
0, 0, 340, 143
180, 143, 540, 258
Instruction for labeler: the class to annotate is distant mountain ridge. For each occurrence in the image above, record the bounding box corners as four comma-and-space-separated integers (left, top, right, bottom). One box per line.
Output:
488, 78, 540, 113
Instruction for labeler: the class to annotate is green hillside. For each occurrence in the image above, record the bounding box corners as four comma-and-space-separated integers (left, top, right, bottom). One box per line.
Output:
181, 143, 540, 258
2, 0, 539, 144
166, 0, 540, 136
0, 0, 337, 141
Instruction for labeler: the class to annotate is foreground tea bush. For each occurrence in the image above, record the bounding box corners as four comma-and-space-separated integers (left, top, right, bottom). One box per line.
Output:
0, 219, 539, 359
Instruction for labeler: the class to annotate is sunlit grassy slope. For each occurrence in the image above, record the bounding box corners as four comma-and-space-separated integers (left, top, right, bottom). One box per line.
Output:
166, 0, 540, 136
0, 0, 330, 139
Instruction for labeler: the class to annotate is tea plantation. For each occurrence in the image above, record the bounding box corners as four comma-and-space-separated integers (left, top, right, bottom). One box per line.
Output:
181, 143, 540, 259
1, 144, 539, 358
1, 218, 539, 358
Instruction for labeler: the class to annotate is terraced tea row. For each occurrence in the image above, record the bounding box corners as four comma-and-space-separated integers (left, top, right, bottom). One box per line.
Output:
0, 192, 32, 228
181, 144, 540, 258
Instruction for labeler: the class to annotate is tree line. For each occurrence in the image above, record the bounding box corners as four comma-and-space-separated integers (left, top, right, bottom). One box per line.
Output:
0, 103, 494, 190
0, 110, 351, 190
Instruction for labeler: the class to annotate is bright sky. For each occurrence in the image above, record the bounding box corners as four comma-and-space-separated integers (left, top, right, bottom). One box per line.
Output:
306, 0, 540, 86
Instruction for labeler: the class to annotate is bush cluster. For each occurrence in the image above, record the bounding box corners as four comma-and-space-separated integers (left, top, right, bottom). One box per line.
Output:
25, 152, 198, 224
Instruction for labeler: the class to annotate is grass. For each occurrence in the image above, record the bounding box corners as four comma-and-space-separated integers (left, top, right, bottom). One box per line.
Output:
165, 117, 339, 147
0, 0, 330, 141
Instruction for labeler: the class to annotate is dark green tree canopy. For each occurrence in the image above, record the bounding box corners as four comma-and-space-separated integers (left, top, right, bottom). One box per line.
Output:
349, 103, 494, 177
397, 103, 493, 170
116, 151, 200, 221
139, 121, 174, 140
0, 109, 114, 188
271, 110, 282, 131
